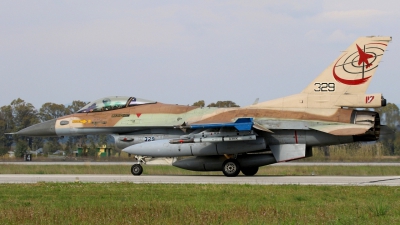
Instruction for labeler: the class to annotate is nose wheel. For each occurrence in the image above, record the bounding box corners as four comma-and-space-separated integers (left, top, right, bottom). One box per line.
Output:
222, 159, 241, 177
131, 164, 143, 176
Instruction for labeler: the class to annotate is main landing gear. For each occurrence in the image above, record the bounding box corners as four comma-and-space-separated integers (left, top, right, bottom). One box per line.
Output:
241, 167, 259, 176
222, 159, 241, 177
222, 158, 259, 177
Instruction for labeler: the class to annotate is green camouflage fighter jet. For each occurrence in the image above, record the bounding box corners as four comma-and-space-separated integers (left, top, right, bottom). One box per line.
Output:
17, 36, 392, 177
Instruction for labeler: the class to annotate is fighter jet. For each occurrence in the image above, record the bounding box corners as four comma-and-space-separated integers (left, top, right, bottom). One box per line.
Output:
17, 36, 392, 177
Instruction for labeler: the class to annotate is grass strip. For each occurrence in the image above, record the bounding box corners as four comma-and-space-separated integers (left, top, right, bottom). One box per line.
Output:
0, 183, 399, 224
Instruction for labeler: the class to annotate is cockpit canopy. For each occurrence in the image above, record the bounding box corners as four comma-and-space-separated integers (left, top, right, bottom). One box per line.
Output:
77, 96, 156, 113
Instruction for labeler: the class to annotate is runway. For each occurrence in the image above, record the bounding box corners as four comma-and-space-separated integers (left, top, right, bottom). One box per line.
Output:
2, 161, 400, 166
2, 162, 400, 185
1, 174, 400, 186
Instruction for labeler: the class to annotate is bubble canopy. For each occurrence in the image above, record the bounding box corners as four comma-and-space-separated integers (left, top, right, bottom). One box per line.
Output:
77, 96, 156, 113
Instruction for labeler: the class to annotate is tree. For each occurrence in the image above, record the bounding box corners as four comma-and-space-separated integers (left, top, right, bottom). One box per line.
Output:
10, 98, 38, 132
66, 100, 88, 114
31, 137, 44, 152
376, 103, 400, 129
87, 135, 98, 157
98, 134, 108, 147
15, 139, 28, 158
38, 102, 67, 122
9, 99, 39, 151
0, 105, 14, 155
192, 100, 205, 107
207, 101, 239, 108
374, 103, 400, 155
43, 140, 62, 155
393, 132, 400, 155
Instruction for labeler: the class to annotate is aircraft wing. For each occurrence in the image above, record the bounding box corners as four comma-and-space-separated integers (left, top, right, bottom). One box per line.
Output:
252, 119, 373, 136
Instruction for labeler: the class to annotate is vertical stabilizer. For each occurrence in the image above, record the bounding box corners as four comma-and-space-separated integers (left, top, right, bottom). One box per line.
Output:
302, 36, 392, 95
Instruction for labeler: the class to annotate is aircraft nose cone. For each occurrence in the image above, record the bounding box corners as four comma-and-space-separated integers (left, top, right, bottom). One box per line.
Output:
122, 145, 135, 154
16, 119, 57, 137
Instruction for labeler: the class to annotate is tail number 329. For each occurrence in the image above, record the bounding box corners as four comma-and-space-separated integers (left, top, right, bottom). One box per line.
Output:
314, 83, 335, 92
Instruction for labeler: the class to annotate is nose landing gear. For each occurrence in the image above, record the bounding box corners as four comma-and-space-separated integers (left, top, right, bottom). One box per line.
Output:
131, 155, 146, 176
131, 164, 143, 176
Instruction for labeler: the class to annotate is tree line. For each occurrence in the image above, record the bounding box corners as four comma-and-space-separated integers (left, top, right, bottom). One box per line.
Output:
0, 98, 91, 157
374, 103, 400, 155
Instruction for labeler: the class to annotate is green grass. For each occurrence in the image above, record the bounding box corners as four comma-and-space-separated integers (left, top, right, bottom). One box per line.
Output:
0, 183, 399, 224
1, 164, 400, 176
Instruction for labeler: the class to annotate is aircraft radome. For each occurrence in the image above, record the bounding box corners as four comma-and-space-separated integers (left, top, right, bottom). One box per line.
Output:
17, 36, 392, 177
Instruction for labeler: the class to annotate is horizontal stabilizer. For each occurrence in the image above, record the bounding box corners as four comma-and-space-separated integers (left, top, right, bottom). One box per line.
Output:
309, 124, 372, 136
188, 118, 254, 131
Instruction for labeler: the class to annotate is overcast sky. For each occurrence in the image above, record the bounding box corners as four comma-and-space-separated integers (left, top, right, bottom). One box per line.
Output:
1, 0, 399, 109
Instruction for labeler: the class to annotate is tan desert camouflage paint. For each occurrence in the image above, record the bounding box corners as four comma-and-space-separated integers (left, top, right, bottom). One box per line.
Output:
52, 36, 390, 137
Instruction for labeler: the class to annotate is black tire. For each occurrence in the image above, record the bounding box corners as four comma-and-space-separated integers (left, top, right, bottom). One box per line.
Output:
131, 164, 143, 176
222, 159, 241, 177
241, 167, 259, 176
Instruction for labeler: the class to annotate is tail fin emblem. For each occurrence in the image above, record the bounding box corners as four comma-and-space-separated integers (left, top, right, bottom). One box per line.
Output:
356, 44, 374, 69
333, 43, 386, 86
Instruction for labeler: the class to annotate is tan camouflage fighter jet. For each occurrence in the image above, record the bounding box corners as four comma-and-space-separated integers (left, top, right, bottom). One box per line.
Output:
17, 36, 392, 177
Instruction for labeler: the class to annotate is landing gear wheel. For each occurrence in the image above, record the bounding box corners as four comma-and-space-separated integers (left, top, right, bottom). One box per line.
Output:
131, 164, 143, 176
222, 159, 241, 177
241, 167, 259, 176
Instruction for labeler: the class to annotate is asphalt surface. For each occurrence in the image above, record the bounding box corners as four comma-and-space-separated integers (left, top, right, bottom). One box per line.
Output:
0, 174, 400, 186
2, 162, 400, 185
